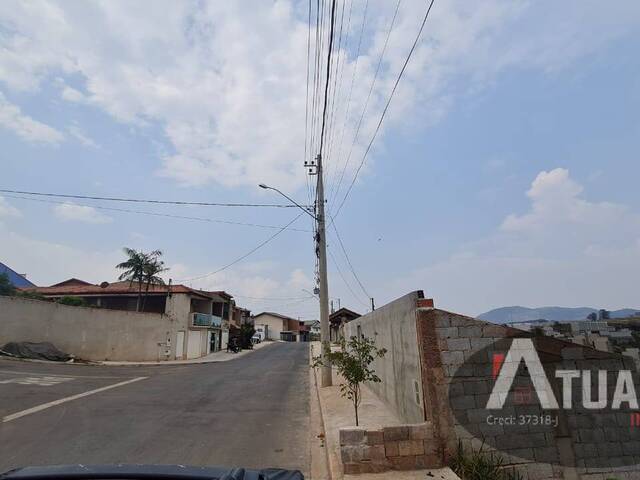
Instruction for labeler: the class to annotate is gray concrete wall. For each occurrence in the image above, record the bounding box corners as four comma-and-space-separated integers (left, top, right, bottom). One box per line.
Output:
0, 296, 182, 361
344, 291, 425, 424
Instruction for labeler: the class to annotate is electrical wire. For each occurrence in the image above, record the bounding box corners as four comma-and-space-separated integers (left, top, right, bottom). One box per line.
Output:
329, 0, 402, 208
0, 189, 303, 208
3, 194, 311, 232
177, 213, 304, 283
329, 217, 371, 298
327, 246, 370, 309
318, 0, 338, 157
325, 0, 368, 206
334, 0, 437, 218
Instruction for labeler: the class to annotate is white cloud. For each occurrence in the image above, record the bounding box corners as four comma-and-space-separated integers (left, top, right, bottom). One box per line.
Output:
393, 168, 640, 315
0, 91, 63, 144
0, 226, 122, 285
53, 202, 112, 224
0, 1, 638, 190
0, 196, 21, 218
66, 124, 99, 148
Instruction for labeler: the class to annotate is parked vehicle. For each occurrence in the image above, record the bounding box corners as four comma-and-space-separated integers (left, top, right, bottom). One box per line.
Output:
251, 333, 261, 344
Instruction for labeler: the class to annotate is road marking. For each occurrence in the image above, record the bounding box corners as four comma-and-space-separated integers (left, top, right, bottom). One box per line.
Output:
0, 376, 74, 386
2, 376, 148, 423
0, 369, 128, 379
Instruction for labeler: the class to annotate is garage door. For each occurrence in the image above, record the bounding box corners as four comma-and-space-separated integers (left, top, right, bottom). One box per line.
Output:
187, 330, 202, 359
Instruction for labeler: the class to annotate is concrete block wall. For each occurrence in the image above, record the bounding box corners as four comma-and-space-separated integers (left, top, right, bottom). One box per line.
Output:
417, 307, 640, 480
343, 291, 426, 424
339, 422, 442, 474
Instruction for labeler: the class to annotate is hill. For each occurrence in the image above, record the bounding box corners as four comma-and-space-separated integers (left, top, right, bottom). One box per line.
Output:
477, 306, 640, 324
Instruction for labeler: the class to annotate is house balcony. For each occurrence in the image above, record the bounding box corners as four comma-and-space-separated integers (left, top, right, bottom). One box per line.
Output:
191, 312, 222, 328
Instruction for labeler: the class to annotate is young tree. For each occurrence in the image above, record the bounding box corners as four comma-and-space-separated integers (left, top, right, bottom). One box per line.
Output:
0, 273, 16, 296
313, 335, 387, 426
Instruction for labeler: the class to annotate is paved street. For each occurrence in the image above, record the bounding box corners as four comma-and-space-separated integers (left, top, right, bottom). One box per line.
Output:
0, 342, 310, 475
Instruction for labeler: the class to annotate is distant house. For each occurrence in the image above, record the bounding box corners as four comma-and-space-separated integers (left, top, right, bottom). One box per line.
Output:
0, 261, 36, 287
22, 279, 235, 359
252, 311, 310, 342
303, 319, 321, 339
329, 307, 361, 342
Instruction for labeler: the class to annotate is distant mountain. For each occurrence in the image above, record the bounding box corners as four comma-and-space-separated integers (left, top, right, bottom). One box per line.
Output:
477, 306, 640, 324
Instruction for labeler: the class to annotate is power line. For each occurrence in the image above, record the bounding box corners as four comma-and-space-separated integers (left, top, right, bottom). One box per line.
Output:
0, 189, 303, 208
3, 194, 310, 232
233, 294, 312, 301
329, 217, 370, 299
318, 0, 338, 157
177, 212, 304, 283
334, 0, 436, 218
326, 0, 368, 206
327, 246, 370, 309
329, 0, 402, 208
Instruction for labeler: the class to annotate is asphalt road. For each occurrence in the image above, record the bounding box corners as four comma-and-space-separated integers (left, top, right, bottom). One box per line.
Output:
0, 342, 310, 475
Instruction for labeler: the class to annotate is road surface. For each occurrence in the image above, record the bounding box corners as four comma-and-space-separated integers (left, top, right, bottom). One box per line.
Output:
0, 342, 310, 474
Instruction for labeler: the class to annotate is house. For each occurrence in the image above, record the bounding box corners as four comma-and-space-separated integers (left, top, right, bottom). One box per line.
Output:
303, 320, 321, 340
329, 307, 361, 342
0, 261, 36, 287
252, 311, 310, 342
22, 279, 235, 360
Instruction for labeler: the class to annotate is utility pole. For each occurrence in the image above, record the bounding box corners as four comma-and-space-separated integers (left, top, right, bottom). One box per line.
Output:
316, 153, 332, 387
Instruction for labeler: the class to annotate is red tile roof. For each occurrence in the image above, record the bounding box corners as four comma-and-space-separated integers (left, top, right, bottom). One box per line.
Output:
22, 280, 216, 300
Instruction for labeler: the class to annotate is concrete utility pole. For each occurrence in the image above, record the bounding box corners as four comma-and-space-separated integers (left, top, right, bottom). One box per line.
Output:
316, 154, 332, 387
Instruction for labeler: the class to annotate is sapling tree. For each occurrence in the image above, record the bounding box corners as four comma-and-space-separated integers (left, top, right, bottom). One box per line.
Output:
313, 334, 387, 426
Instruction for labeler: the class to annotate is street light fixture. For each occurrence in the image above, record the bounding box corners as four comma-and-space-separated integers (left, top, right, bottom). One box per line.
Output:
259, 178, 332, 387
258, 184, 316, 220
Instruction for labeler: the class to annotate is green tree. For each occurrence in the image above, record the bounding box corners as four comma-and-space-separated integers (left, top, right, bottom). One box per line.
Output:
116, 248, 168, 312
0, 273, 16, 296
313, 335, 387, 426
57, 296, 86, 307
140, 250, 168, 311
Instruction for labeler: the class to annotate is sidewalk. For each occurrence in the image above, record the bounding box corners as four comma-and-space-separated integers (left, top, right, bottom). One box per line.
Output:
101, 339, 277, 366
310, 342, 460, 480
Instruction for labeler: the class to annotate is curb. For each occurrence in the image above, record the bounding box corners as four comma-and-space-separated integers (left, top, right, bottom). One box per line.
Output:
311, 345, 341, 480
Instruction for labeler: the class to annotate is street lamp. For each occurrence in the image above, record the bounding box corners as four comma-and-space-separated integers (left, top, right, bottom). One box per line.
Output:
259, 181, 332, 387
258, 184, 316, 220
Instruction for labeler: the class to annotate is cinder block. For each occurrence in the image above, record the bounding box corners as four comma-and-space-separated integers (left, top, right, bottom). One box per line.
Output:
525, 463, 554, 480
447, 338, 471, 351
385, 441, 399, 457
342, 463, 361, 475
341, 445, 365, 463
364, 444, 386, 462
340, 428, 365, 445
366, 430, 384, 445
463, 381, 489, 394
398, 439, 424, 456
408, 423, 430, 440
533, 446, 558, 463
441, 350, 465, 365
436, 327, 459, 339
482, 325, 506, 337
383, 426, 408, 442
458, 326, 482, 337
451, 394, 475, 410
470, 337, 494, 350
389, 455, 417, 470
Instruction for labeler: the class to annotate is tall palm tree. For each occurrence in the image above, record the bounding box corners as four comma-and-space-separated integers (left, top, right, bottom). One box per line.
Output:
116, 248, 148, 312
140, 250, 168, 311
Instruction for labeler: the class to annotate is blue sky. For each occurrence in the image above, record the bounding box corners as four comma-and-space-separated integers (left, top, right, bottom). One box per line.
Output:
1, 1, 639, 317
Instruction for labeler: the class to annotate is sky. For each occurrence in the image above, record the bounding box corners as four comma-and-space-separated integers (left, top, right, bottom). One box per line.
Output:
1, 0, 639, 318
